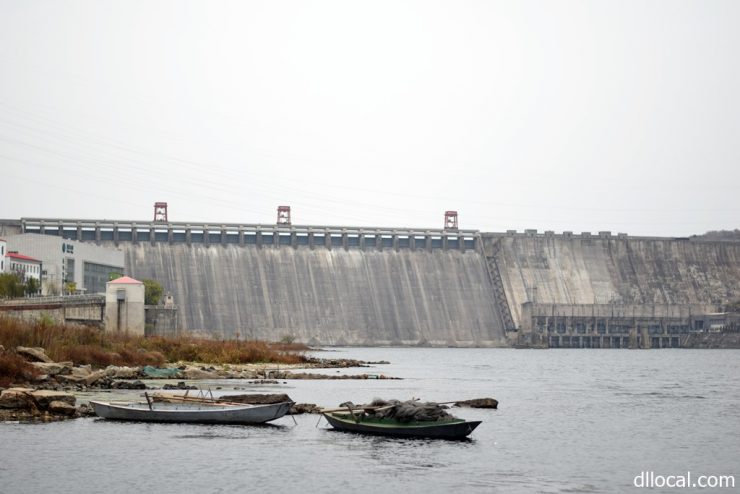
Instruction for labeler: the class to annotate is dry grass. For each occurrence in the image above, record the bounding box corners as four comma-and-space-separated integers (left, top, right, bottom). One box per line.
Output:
0, 352, 41, 387
0, 316, 309, 369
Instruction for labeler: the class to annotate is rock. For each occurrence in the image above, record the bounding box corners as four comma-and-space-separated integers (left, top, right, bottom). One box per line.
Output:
0, 388, 35, 409
31, 362, 70, 376
111, 380, 146, 390
0, 344, 5, 352
76, 403, 96, 417
71, 365, 92, 377
84, 370, 108, 386
48, 400, 77, 416
181, 367, 219, 380
105, 366, 139, 379
162, 382, 197, 390
289, 403, 320, 415
454, 398, 498, 409
30, 390, 76, 409
218, 393, 293, 405
56, 374, 87, 385
16, 346, 53, 363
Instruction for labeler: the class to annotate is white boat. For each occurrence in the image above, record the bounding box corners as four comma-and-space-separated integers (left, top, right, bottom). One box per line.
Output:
90, 397, 293, 424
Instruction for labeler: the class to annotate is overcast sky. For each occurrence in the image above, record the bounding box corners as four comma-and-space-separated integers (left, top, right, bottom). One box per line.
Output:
1, 0, 738, 236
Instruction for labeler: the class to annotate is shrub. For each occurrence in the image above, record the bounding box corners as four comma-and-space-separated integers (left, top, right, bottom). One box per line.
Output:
0, 352, 40, 388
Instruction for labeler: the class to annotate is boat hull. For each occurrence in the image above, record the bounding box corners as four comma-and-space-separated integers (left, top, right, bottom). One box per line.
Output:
91, 401, 293, 424
323, 412, 481, 439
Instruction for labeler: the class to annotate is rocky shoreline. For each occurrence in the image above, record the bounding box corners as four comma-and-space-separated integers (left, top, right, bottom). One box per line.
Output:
1, 346, 398, 422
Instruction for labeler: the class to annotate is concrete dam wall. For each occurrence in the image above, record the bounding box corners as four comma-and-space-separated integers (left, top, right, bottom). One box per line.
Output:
483, 234, 740, 328
114, 242, 507, 346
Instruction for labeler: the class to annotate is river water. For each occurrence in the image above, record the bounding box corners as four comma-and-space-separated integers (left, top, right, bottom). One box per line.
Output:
1, 348, 739, 493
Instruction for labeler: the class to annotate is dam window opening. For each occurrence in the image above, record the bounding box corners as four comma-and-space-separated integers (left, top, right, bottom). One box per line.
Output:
431, 236, 442, 249
261, 233, 274, 245
26, 226, 40, 234
100, 229, 114, 241
447, 236, 460, 249
576, 322, 587, 334
414, 236, 426, 249
81, 228, 96, 241
43, 227, 59, 236
313, 234, 326, 246
597, 320, 606, 334
224, 232, 239, 244
119, 229, 133, 241
347, 235, 359, 247
279, 233, 292, 246
649, 324, 662, 335
172, 230, 186, 242
330, 234, 343, 248
464, 237, 476, 250
208, 230, 222, 243
154, 229, 168, 242
62, 228, 77, 239
296, 233, 309, 246
398, 236, 410, 248
381, 235, 393, 248
189, 230, 202, 243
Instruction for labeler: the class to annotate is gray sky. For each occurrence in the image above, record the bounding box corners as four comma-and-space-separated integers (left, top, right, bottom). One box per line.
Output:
1, 0, 738, 236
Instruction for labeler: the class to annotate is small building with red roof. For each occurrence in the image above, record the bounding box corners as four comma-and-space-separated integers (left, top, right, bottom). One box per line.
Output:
6, 251, 42, 284
105, 275, 145, 335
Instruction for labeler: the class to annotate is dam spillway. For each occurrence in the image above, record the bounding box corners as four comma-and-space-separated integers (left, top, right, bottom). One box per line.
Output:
116, 243, 506, 345
13, 218, 740, 347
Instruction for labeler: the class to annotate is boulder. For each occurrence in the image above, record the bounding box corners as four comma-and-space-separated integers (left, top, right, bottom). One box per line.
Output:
289, 403, 319, 415
30, 390, 76, 409
56, 374, 87, 385
76, 403, 96, 417
105, 366, 139, 379
0, 388, 35, 409
454, 398, 498, 409
111, 380, 146, 390
48, 400, 77, 416
71, 365, 92, 377
84, 370, 108, 386
31, 362, 71, 376
162, 382, 198, 391
181, 367, 219, 380
16, 346, 53, 363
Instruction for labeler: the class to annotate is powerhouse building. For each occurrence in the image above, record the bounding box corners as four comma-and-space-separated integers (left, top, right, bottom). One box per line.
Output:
3, 234, 124, 295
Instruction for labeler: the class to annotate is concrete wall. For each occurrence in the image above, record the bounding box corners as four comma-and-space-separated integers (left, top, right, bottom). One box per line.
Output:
0, 295, 105, 326
114, 243, 507, 346
483, 234, 740, 328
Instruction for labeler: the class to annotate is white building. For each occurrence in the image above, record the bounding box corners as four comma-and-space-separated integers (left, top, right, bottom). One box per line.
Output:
4, 234, 124, 295
0, 238, 6, 273
105, 276, 145, 335
6, 252, 42, 284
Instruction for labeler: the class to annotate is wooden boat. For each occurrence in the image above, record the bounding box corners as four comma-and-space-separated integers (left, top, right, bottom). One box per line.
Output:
90, 394, 293, 424
323, 411, 481, 439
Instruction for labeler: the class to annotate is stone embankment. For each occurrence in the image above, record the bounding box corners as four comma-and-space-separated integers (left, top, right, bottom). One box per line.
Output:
0, 345, 399, 421
0, 387, 92, 421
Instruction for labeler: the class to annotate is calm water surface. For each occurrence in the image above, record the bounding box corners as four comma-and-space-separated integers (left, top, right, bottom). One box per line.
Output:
1, 348, 739, 493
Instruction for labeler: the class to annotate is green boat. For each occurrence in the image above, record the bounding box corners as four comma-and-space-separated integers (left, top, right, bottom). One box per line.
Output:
323, 411, 481, 440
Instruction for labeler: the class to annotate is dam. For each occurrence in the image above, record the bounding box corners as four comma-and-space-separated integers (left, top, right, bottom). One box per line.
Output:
6, 217, 740, 347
